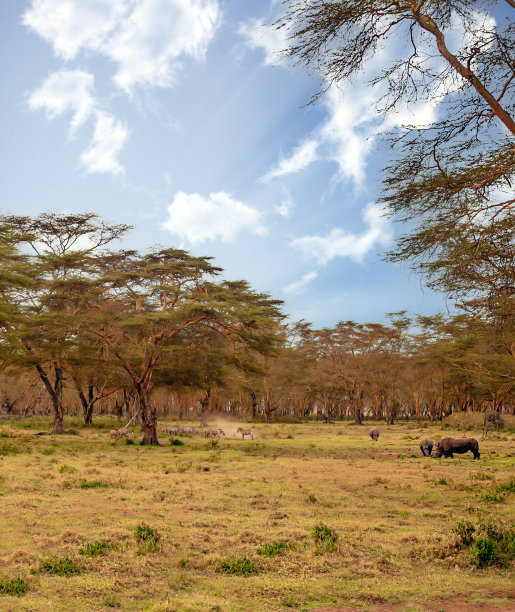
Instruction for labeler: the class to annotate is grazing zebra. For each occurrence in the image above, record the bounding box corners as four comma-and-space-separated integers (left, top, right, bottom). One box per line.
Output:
205, 428, 219, 438
218, 429, 226, 437
237, 427, 253, 440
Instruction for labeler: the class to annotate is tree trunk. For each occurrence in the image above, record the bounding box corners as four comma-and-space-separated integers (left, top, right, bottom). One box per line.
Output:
36, 362, 65, 433
137, 385, 159, 445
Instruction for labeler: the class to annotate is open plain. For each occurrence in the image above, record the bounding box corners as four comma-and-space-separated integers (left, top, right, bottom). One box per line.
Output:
0, 417, 513, 611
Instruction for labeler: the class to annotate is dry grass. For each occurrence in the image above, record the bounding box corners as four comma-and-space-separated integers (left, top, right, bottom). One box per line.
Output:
0, 417, 513, 611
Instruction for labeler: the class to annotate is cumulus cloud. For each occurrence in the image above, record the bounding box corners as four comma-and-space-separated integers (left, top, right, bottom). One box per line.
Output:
28, 69, 96, 134
80, 111, 129, 175
28, 70, 127, 175
283, 271, 318, 295
163, 191, 266, 244
291, 202, 391, 265
23, 0, 220, 93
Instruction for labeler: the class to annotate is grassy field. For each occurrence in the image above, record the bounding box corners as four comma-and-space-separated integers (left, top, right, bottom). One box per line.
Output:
0, 417, 513, 611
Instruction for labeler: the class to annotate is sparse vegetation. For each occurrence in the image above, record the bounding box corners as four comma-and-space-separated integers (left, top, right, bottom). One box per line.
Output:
79, 540, 110, 557
256, 540, 288, 557
311, 523, 339, 553
38, 556, 81, 576
133, 523, 160, 553
0, 576, 29, 596
219, 555, 259, 576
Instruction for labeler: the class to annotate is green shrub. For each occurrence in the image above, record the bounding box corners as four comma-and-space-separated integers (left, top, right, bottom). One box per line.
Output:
472, 537, 498, 568
170, 438, 184, 446
134, 523, 160, 552
0, 576, 29, 596
479, 492, 505, 502
257, 540, 288, 557
39, 556, 81, 576
207, 439, 219, 449
454, 521, 475, 547
311, 523, 339, 552
219, 556, 258, 576
79, 540, 110, 557
125, 438, 135, 445
79, 478, 108, 489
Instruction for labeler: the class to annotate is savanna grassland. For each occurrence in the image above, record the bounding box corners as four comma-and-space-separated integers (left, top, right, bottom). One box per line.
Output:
0, 418, 514, 611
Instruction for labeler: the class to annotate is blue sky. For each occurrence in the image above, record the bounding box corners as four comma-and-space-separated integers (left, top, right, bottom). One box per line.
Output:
0, 0, 453, 327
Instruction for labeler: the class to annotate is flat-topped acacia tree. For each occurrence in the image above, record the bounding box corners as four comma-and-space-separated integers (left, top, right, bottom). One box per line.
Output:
92, 248, 284, 444
0, 213, 131, 433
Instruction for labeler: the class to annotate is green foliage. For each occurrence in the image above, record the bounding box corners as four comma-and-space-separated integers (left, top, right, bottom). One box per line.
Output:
207, 439, 219, 450
133, 523, 160, 552
479, 492, 505, 503
170, 438, 184, 446
40, 448, 55, 456
257, 540, 288, 557
39, 556, 81, 576
472, 537, 498, 568
311, 523, 338, 552
454, 521, 475, 547
0, 443, 21, 456
79, 540, 110, 557
125, 438, 135, 445
0, 576, 29, 596
79, 478, 108, 489
219, 556, 259, 576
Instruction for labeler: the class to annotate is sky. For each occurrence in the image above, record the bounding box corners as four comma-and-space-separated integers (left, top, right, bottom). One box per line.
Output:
0, 0, 456, 327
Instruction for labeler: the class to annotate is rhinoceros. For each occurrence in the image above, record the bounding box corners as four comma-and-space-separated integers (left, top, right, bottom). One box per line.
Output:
432, 437, 480, 460
369, 427, 380, 441
419, 438, 433, 457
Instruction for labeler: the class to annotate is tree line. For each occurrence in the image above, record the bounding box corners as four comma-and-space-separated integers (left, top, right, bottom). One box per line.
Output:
0, 213, 512, 439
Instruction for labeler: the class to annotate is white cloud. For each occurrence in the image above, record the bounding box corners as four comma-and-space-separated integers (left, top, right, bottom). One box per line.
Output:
23, 0, 127, 60
263, 138, 319, 181
291, 202, 391, 265
238, 17, 288, 66
23, 0, 221, 93
163, 191, 266, 244
28, 69, 96, 134
283, 271, 318, 295
276, 186, 295, 218
28, 70, 127, 175
263, 83, 377, 185
80, 111, 129, 175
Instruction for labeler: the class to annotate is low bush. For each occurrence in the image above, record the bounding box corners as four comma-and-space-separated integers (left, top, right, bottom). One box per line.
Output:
79, 478, 108, 489
257, 540, 288, 557
170, 438, 184, 446
311, 523, 339, 552
0, 576, 29, 596
219, 556, 259, 576
38, 556, 81, 576
133, 523, 160, 552
79, 539, 110, 557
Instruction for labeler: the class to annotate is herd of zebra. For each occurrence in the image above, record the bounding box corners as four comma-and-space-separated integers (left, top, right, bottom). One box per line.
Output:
161, 425, 254, 440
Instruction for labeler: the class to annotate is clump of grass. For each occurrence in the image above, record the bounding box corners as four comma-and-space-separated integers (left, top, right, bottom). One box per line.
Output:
437, 478, 448, 486
79, 478, 108, 489
470, 471, 493, 481
133, 523, 160, 553
257, 540, 288, 557
79, 539, 110, 557
207, 439, 219, 450
0, 443, 21, 456
0, 576, 29, 596
125, 438, 135, 445
38, 556, 81, 576
219, 556, 259, 576
170, 438, 184, 446
311, 523, 339, 553
286, 434, 294, 439
58, 464, 76, 474
479, 491, 505, 502
306, 493, 317, 503
176, 460, 192, 473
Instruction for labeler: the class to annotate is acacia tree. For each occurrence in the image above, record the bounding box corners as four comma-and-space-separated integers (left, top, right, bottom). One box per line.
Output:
276, 1, 514, 314
0, 213, 130, 433
90, 249, 283, 444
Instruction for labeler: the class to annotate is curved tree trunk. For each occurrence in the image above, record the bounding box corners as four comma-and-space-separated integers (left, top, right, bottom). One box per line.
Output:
36, 362, 65, 434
